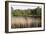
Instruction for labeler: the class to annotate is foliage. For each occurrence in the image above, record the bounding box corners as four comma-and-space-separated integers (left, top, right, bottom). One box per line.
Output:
12, 7, 41, 16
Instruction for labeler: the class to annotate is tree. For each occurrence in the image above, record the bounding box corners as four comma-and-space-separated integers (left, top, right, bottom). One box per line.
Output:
12, 7, 41, 16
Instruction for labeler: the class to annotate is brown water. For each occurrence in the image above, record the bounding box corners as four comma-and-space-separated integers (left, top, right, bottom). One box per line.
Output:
11, 16, 41, 28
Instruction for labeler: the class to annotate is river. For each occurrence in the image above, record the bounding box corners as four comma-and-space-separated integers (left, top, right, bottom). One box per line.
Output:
11, 16, 41, 28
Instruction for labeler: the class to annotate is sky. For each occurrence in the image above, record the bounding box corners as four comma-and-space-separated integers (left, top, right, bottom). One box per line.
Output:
11, 3, 42, 10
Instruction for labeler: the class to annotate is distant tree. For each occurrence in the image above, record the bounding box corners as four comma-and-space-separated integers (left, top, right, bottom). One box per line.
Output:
12, 7, 41, 16
36, 6, 41, 16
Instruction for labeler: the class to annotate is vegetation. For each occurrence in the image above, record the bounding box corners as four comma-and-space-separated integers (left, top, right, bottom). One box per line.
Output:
11, 7, 41, 28
12, 7, 41, 16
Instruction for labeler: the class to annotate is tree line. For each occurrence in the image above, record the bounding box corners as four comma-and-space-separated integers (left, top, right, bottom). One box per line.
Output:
12, 7, 41, 16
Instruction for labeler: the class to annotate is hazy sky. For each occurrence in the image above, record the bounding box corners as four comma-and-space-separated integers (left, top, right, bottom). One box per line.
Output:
11, 3, 42, 10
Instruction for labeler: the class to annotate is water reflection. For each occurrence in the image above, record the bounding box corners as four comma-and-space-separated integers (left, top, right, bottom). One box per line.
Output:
11, 16, 41, 28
